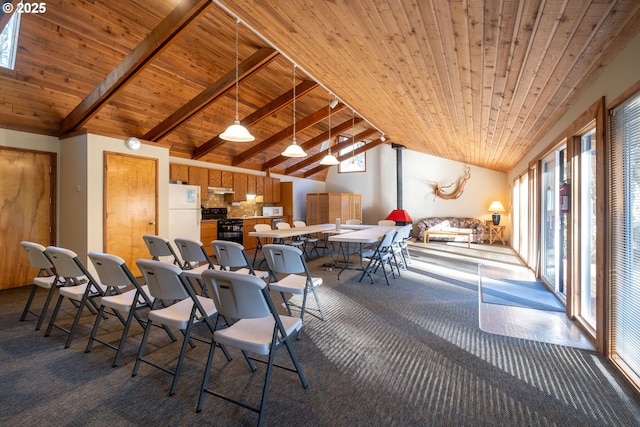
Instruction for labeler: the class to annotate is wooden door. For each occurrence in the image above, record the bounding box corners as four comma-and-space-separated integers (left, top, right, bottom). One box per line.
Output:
0, 147, 55, 289
104, 152, 157, 276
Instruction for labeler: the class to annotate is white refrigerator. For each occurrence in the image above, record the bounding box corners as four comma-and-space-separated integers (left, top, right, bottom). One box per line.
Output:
168, 184, 201, 255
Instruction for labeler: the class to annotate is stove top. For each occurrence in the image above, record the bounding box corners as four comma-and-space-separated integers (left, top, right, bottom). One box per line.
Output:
202, 207, 227, 220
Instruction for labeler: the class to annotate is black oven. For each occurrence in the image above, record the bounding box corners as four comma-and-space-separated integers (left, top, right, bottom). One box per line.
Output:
202, 207, 227, 220
217, 218, 243, 245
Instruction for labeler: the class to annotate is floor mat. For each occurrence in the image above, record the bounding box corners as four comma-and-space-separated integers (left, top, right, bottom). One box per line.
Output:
480, 276, 564, 312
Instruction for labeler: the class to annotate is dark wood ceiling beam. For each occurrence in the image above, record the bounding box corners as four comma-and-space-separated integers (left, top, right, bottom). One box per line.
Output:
144, 47, 278, 142
232, 104, 334, 167
302, 137, 386, 178
59, 0, 211, 136
282, 118, 370, 174
193, 79, 317, 159
261, 103, 350, 171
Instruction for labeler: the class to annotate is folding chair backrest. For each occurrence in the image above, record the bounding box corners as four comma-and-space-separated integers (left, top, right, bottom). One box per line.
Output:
345, 219, 362, 225
136, 259, 190, 301
201, 269, 269, 320
88, 252, 138, 289
262, 244, 305, 274
275, 222, 291, 230
174, 238, 211, 265
378, 220, 396, 226
379, 229, 397, 248
293, 221, 306, 228
21, 241, 54, 272
400, 224, 412, 239
210, 240, 251, 269
254, 223, 271, 232
46, 246, 89, 279
142, 235, 181, 263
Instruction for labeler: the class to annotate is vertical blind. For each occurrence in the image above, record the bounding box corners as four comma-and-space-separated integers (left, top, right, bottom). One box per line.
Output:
609, 92, 640, 380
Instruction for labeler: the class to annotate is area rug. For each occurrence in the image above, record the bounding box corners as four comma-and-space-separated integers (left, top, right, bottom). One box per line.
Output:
480, 276, 565, 312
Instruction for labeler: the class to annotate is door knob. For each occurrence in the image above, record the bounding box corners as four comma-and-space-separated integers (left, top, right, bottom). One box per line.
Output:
149, 220, 155, 225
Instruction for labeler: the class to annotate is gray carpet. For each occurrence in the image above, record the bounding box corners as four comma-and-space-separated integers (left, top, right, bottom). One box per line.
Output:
2, 251, 640, 426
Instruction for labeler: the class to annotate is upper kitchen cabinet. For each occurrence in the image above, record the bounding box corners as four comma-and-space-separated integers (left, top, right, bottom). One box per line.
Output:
247, 174, 257, 195
209, 169, 222, 187
263, 176, 280, 203
170, 164, 189, 183
225, 172, 247, 202
188, 166, 209, 201
221, 170, 233, 188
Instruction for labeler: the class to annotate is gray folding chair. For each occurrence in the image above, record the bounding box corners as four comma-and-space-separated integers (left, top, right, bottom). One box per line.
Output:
142, 234, 182, 266
196, 269, 308, 426
174, 238, 219, 294
44, 246, 114, 348
133, 259, 231, 396
19, 241, 65, 330
262, 244, 325, 338
85, 252, 176, 367
359, 229, 397, 285
210, 240, 268, 279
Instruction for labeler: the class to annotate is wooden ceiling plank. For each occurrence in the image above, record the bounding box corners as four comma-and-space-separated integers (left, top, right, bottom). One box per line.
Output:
143, 46, 277, 141
58, 0, 212, 136
193, 79, 317, 159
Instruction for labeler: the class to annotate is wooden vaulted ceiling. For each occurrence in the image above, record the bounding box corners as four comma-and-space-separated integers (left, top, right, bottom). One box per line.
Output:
2, 0, 640, 180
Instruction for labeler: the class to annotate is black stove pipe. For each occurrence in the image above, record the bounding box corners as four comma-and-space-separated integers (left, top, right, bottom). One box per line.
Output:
392, 143, 406, 209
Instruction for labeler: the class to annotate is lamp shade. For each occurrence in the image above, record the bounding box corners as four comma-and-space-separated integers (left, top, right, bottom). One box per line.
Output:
385, 209, 413, 223
220, 121, 255, 142
282, 142, 307, 157
319, 153, 340, 165
488, 201, 505, 212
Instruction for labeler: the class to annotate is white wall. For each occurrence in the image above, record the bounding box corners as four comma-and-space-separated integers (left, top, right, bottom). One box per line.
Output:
325, 144, 509, 230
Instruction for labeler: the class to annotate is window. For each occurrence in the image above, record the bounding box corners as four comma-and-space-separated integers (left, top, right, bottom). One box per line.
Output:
609, 91, 640, 385
339, 140, 366, 173
1, 12, 21, 70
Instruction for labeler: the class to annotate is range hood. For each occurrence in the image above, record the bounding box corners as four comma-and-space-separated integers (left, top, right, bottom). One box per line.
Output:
208, 186, 235, 195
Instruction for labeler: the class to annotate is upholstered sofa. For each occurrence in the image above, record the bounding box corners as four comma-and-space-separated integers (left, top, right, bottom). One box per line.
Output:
417, 217, 486, 244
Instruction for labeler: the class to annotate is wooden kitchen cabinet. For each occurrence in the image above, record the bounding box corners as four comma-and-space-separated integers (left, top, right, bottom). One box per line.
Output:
208, 169, 222, 187
246, 174, 257, 195
189, 166, 209, 201
256, 175, 264, 196
221, 170, 233, 188
243, 219, 257, 250
306, 192, 362, 225
200, 221, 218, 256
169, 164, 189, 183
263, 176, 280, 203
233, 172, 247, 201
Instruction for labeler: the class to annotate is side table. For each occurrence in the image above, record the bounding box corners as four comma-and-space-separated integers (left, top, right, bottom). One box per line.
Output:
488, 224, 506, 245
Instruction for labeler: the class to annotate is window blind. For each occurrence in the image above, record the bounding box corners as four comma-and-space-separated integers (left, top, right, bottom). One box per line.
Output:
609, 92, 640, 381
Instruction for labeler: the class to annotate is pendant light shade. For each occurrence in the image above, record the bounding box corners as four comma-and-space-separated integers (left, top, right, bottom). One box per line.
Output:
320, 97, 339, 165
220, 19, 254, 142
282, 64, 307, 157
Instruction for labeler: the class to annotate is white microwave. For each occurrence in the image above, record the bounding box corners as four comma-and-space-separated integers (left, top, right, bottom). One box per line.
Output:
262, 206, 283, 216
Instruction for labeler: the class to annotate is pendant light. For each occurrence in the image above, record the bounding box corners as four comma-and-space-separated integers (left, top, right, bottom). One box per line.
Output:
320, 98, 339, 166
220, 19, 255, 142
282, 64, 307, 157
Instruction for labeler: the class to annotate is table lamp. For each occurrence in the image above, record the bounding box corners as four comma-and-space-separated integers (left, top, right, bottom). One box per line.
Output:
489, 201, 505, 225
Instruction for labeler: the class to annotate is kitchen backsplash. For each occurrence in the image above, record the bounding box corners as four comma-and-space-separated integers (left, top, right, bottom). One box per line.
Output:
202, 193, 277, 218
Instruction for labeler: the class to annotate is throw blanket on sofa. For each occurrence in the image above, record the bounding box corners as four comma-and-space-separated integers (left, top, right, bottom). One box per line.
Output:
418, 217, 486, 244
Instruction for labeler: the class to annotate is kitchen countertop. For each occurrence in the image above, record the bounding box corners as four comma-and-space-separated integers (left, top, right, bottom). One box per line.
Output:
202, 216, 283, 221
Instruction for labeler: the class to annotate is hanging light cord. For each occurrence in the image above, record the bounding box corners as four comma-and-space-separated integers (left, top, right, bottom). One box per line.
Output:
234, 18, 240, 122
292, 64, 297, 143
328, 101, 332, 154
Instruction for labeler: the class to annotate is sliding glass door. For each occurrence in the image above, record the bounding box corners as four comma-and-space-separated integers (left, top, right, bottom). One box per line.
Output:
579, 129, 597, 328
541, 146, 567, 296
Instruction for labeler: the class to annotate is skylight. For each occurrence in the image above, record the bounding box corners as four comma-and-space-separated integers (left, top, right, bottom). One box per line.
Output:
1, 12, 21, 70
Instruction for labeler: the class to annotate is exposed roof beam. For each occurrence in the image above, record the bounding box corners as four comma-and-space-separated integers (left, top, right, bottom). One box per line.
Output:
282, 118, 369, 174
193, 79, 317, 159
303, 137, 386, 178
232, 104, 333, 167
144, 47, 278, 142
59, 0, 211, 136
261, 103, 349, 171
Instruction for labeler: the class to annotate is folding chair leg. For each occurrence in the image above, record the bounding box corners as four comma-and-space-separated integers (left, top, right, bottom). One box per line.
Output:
19, 285, 39, 322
